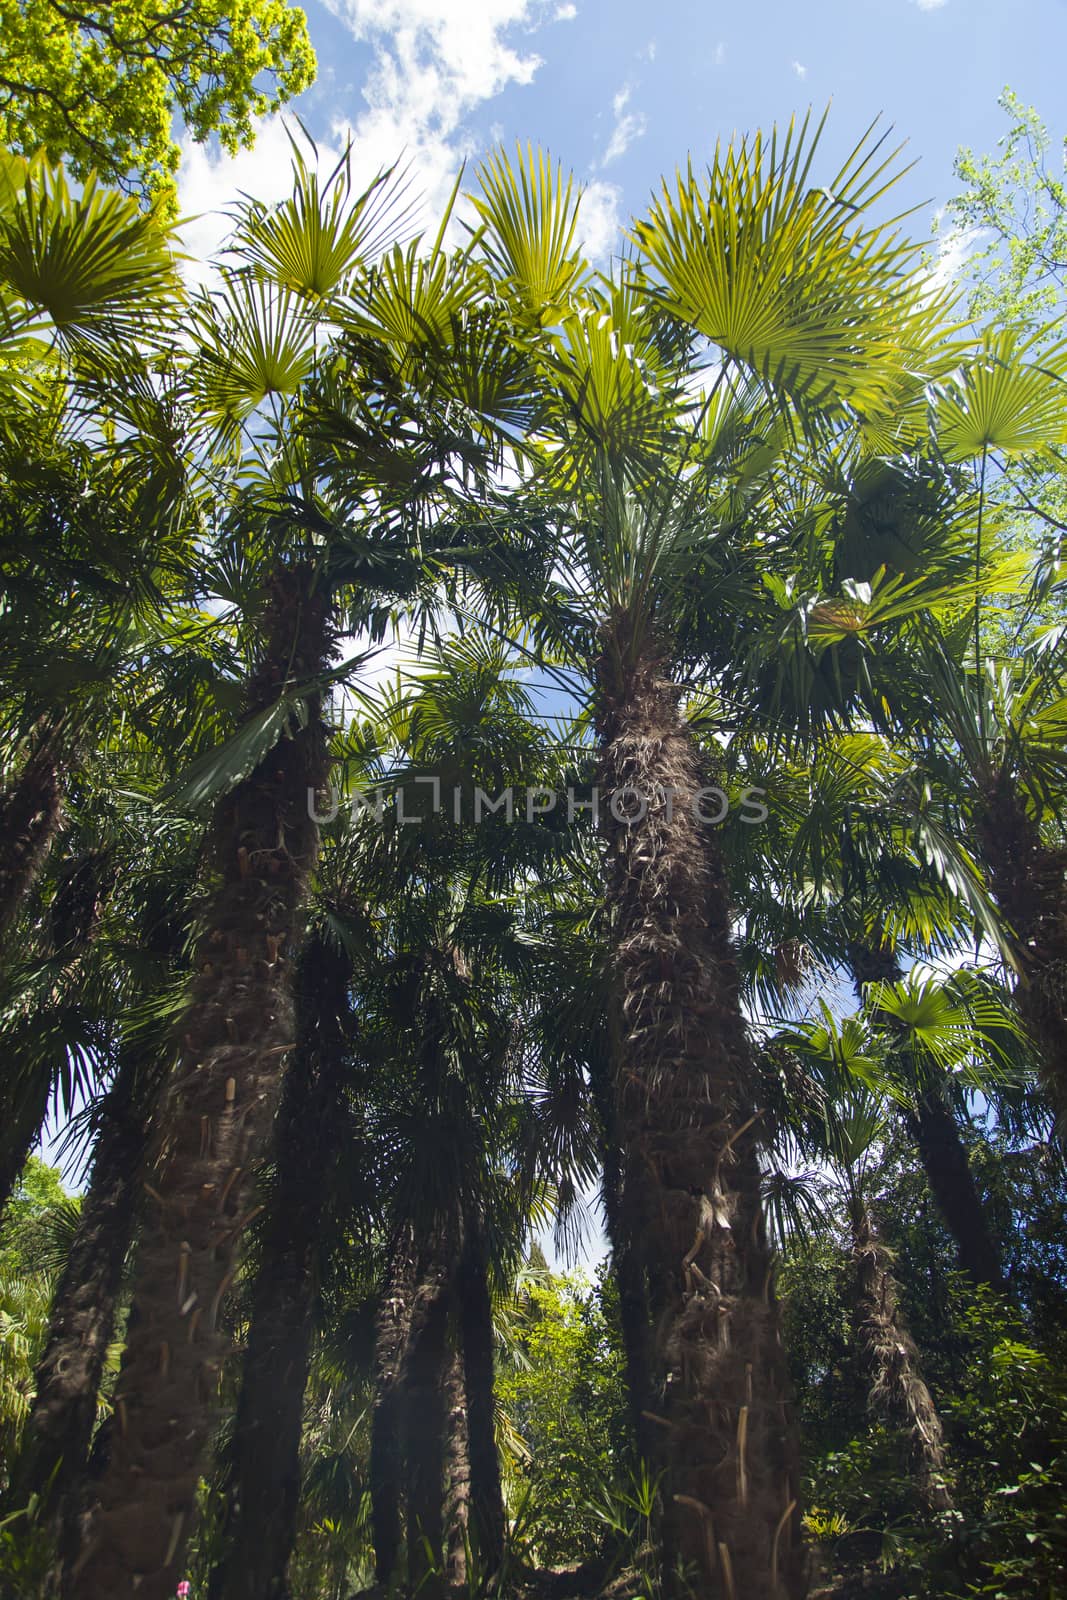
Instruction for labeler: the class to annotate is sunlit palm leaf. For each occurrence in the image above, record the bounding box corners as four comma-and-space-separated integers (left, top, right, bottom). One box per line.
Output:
193, 276, 315, 425
933, 327, 1067, 459
0, 158, 181, 351
471, 144, 591, 324
232, 135, 418, 301
633, 113, 943, 414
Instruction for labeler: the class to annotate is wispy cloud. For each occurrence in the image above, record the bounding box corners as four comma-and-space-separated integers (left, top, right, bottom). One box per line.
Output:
578, 178, 622, 261
791, 59, 807, 79
554, 2, 577, 19
912, 0, 948, 10
180, 0, 552, 253
601, 83, 647, 167
712, 40, 726, 67
927, 220, 985, 297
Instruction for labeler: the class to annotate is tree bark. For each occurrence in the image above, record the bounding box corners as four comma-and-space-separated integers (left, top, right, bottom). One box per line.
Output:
595, 1015, 655, 1461
595, 628, 805, 1600
7, 1041, 164, 1556
977, 774, 1067, 1135
209, 931, 354, 1600
403, 1259, 451, 1600
849, 1199, 953, 1514
370, 1240, 416, 1587
442, 1341, 470, 1592
0, 726, 63, 938
456, 1214, 504, 1573
848, 939, 1009, 1295
67, 567, 334, 1600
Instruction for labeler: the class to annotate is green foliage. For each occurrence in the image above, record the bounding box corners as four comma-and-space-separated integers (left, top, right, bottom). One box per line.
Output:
782, 1132, 1067, 1599
0, 1159, 77, 1483
950, 89, 1067, 339
931, 1293, 1067, 1599
0, 0, 316, 213
0, 1156, 79, 1278
495, 1265, 631, 1567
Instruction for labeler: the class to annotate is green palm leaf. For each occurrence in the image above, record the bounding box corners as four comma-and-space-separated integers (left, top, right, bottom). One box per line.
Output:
232, 135, 417, 301
193, 276, 316, 425
0, 157, 181, 351
633, 113, 943, 413
470, 144, 591, 323
933, 327, 1067, 459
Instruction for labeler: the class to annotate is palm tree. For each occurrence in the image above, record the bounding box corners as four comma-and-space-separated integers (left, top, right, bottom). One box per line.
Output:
207, 923, 357, 1600
369, 1234, 416, 1587
0, 149, 189, 937
0, 794, 203, 1578
467, 121, 956, 1594
848, 937, 1011, 1295
210, 638, 569, 1598
768, 1023, 954, 1515
71, 142, 535, 1597
752, 726, 1014, 1294
914, 329, 1067, 1128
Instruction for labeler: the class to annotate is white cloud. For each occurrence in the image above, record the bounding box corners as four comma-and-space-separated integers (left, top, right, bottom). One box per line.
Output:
912, 0, 948, 9
577, 178, 622, 262
712, 40, 726, 67
640, 38, 657, 61
600, 83, 647, 167
927, 221, 985, 298
554, 1, 577, 17
791, 59, 807, 79
179, 0, 549, 268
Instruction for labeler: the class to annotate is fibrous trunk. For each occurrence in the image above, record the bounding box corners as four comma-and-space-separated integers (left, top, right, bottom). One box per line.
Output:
442, 1342, 470, 1591
977, 775, 1067, 1135
209, 930, 354, 1600
457, 1214, 505, 1571
68, 567, 334, 1600
0, 724, 63, 938
847, 939, 1008, 1295
370, 1240, 416, 1586
8, 1040, 164, 1563
849, 1199, 953, 1513
403, 1255, 451, 1600
595, 626, 804, 1599
595, 1019, 655, 1457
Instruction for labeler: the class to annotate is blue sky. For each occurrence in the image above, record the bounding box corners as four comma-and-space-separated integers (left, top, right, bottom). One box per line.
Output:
179, 0, 1066, 273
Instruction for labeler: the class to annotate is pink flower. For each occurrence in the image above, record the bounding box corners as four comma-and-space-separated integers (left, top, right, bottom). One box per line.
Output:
176, 1585, 191, 1599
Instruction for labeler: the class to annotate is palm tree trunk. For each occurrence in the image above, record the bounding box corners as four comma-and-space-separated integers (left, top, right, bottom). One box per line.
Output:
0, 724, 64, 938
847, 940, 1008, 1294
370, 1240, 416, 1586
457, 1214, 505, 1571
403, 1259, 451, 1600
904, 1091, 1008, 1293
68, 566, 334, 1600
849, 1198, 953, 1513
595, 1016, 655, 1458
442, 1342, 470, 1592
595, 628, 804, 1600
209, 931, 353, 1600
8, 1042, 164, 1553
977, 774, 1067, 1134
